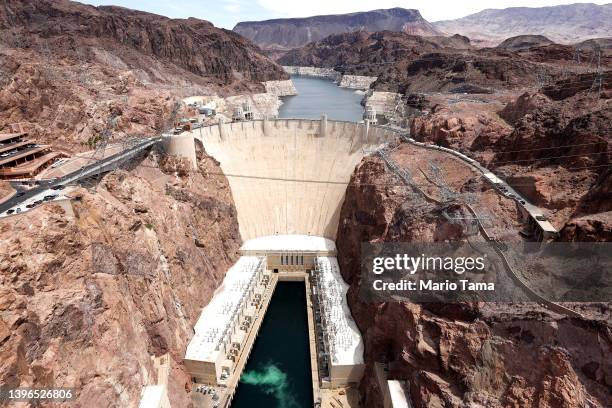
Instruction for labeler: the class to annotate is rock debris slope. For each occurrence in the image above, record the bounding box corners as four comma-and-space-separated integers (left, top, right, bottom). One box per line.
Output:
0, 149, 241, 406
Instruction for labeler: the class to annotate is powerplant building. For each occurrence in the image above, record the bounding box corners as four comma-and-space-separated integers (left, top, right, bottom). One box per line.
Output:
176, 117, 402, 405
184, 256, 271, 385
312, 256, 364, 387
184, 237, 365, 393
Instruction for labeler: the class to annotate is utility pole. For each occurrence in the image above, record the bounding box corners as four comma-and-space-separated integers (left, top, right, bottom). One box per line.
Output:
589, 49, 603, 99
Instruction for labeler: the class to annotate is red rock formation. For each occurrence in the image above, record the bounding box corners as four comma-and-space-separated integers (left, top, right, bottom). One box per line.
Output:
410, 86, 611, 235
0, 0, 287, 151
0, 150, 241, 406
410, 103, 513, 155
277, 29, 604, 93
336, 149, 612, 408
0, 0, 286, 85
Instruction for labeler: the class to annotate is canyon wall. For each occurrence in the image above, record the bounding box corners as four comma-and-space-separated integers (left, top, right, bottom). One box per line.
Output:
410, 88, 611, 235
277, 30, 608, 94
234, 8, 441, 51
283, 66, 341, 81
0, 0, 287, 151
335, 143, 612, 407
0, 149, 241, 406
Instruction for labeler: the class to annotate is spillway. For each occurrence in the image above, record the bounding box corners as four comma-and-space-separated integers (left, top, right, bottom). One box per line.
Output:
192, 118, 397, 241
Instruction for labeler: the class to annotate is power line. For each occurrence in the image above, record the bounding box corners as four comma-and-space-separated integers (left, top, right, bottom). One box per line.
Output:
411, 140, 609, 155
57, 135, 611, 179
490, 151, 611, 166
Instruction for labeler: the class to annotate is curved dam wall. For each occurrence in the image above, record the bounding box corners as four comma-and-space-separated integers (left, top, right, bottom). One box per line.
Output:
191, 119, 395, 241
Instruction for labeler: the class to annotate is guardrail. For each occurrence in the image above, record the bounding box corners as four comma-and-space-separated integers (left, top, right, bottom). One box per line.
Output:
369, 124, 558, 238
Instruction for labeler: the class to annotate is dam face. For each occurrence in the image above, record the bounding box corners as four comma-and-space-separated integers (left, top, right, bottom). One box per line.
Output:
193, 118, 394, 241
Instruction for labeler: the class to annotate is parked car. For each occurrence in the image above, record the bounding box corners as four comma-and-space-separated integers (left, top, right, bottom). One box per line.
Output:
26, 203, 36, 209
6, 209, 14, 215
51, 185, 65, 190
43, 194, 57, 201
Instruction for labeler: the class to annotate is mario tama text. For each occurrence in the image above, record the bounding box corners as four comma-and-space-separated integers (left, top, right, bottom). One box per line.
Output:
359, 242, 612, 303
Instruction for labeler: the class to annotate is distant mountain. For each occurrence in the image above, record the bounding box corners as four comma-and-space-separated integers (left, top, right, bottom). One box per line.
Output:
234, 8, 442, 51
496, 35, 555, 51
434, 3, 612, 46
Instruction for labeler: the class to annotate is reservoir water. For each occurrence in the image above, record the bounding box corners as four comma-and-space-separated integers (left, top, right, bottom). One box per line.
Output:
278, 76, 364, 122
232, 282, 312, 408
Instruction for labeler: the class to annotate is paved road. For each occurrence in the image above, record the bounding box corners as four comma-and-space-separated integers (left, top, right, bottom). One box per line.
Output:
0, 137, 160, 216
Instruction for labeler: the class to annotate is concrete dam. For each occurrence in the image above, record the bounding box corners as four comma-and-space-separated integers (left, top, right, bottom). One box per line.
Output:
158, 116, 401, 408
188, 117, 395, 241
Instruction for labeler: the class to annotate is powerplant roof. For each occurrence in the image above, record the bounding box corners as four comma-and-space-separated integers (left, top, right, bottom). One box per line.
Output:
315, 256, 364, 366
240, 234, 336, 254
185, 256, 264, 363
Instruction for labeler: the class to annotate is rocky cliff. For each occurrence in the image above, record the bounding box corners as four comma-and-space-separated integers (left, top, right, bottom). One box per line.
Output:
0, 0, 286, 85
434, 3, 612, 46
234, 8, 441, 52
0, 0, 287, 151
411, 85, 611, 236
0, 148, 241, 406
496, 35, 555, 51
336, 143, 612, 407
277, 30, 599, 94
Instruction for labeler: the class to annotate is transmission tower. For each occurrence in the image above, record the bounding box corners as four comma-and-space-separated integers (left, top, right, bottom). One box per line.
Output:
77, 113, 118, 191
590, 49, 603, 98
165, 101, 182, 134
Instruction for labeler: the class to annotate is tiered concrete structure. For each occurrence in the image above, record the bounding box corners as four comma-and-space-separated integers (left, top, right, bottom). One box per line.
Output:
0, 132, 62, 179
365, 91, 402, 118
364, 106, 378, 124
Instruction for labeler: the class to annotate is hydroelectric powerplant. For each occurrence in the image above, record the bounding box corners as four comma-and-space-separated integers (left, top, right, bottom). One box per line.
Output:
171, 77, 396, 407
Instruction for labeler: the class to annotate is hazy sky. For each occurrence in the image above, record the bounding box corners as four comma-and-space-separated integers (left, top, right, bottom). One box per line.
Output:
81, 1, 610, 29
